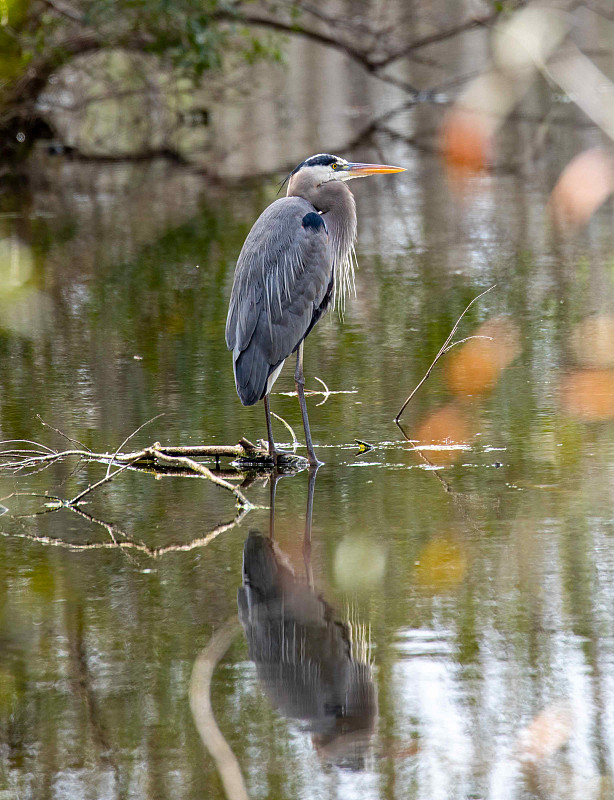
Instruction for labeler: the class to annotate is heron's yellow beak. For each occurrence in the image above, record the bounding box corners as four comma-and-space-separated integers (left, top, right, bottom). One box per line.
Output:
346, 162, 406, 176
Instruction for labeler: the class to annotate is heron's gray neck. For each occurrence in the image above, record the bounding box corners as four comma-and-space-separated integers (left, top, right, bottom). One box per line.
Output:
288, 178, 357, 310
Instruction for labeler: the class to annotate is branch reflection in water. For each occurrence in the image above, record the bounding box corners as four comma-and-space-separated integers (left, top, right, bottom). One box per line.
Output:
238, 468, 378, 770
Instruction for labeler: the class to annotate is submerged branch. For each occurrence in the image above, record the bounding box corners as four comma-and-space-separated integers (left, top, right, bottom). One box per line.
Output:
190, 619, 248, 800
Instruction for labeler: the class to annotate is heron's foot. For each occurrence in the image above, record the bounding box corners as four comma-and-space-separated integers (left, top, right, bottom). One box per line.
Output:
270, 444, 316, 472
267, 440, 322, 468
271, 447, 293, 467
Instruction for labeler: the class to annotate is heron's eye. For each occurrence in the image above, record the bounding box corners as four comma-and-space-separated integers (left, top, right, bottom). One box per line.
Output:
332, 164, 338, 170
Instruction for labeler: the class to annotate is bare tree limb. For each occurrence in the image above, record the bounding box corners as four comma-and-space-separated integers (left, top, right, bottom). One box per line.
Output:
370, 11, 507, 70
0, 439, 272, 475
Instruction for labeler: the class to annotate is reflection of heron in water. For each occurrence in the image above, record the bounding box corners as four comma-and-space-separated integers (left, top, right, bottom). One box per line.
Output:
237, 469, 377, 769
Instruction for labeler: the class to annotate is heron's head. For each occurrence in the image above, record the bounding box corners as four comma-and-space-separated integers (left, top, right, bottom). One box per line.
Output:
286, 153, 405, 194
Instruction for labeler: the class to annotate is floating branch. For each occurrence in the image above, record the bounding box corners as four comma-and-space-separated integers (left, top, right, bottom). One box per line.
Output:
0, 436, 273, 473
0, 422, 266, 555
0, 434, 317, 477
0, 417, 318, 553
395, 285, 496, 423
0, 439, 256, 506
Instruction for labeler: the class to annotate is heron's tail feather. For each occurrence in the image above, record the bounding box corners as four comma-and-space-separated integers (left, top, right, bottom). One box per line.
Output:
234, 342, 285, 406
234, 344, 269, 406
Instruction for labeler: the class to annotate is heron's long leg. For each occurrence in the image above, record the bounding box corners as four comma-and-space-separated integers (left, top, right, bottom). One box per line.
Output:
263, 394, 276, 460
295, 342, 322, 467
263, 393, 290, 466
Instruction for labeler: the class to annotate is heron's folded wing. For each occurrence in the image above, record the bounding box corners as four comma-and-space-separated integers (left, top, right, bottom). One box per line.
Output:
225, 198, 331, 404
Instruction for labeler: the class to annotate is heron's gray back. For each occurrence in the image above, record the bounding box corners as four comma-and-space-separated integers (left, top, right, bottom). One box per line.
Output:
225, 196, 332, 406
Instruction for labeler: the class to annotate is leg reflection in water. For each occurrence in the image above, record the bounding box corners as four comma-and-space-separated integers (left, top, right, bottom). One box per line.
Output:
238, 467, 377, 770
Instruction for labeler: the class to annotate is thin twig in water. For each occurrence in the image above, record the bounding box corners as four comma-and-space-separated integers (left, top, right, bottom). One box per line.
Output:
313, 375, 331, 407
271, 411, 299, 451
395, 285, 496, 422
36, 415, 92, 452
105, 414, 164, 478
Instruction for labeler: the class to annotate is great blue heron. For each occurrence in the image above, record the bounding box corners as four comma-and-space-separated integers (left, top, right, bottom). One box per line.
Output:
225, 153, 405, 466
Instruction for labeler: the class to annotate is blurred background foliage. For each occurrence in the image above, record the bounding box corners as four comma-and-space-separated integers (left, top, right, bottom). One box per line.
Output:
0, 0, 284, 157
1, 0, 538, 163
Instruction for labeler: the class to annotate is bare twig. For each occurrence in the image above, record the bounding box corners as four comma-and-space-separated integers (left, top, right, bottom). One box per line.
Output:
70, 459, 139, 505
0, 438, 56, 455
36, 415, 91, 452
395, 285, 496, 422
313, 376, 331, 407
371, 11, 505, 70
271, 411, 299, 451
105, 413, 164, 478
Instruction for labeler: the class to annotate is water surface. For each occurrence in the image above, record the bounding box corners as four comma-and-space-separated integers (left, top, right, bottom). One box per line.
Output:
0, 136, 613, 800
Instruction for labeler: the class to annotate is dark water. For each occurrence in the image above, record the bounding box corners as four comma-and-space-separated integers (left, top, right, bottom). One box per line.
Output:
1, 139, 614, 800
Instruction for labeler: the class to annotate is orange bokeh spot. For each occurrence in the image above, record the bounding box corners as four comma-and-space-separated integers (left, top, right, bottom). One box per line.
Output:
440, 109, 492, 186
447, 340, 500, 395
560, 369, 614, 421
446, 316, 520, 396
549, 148, 614, 230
